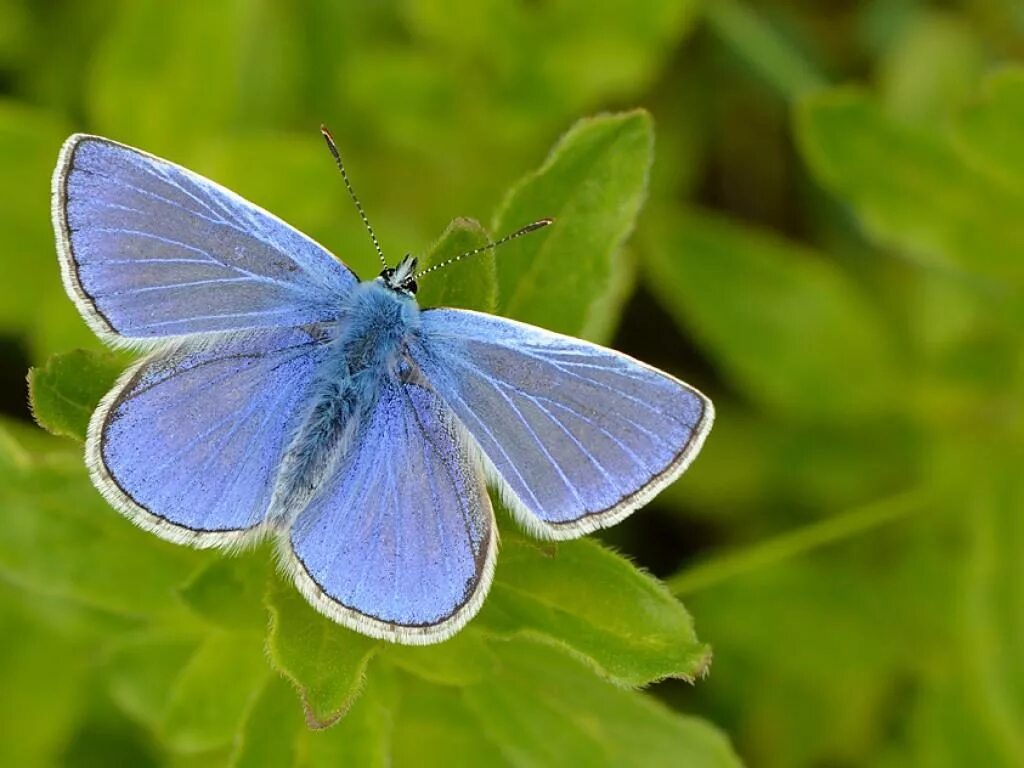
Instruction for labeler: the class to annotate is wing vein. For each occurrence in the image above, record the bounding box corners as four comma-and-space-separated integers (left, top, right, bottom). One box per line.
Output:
519, 391, 618, 488
402, 384, 478, 571
130, 308, 313, 332
189, 370, 300, 527
124, 344, 316, 406
507, 344, 685, 428
84, 227, 307, 290
83, 172, 231, 226
532, 393, 654, 466
95, 276, 260, 298
151, 166, 237, 224
438, 378, 546, 512
486, 376, 586, 509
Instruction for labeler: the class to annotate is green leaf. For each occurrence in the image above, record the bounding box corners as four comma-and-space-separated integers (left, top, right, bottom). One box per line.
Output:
416, 217, 496, 312
796, 87, 1024, 285
386, 0, 698, 166
229, 676, 305, 768
179, 550, 271, 631
655, 405, 920, 520
954, 68, 1024, 190
0, 593, 91, 768
166, 748, 234, 768
643, 208, 898, 419
463, 638, 741, 767
390, 674, 506, 768
582, 242, 639, 345
106, 624, 269, 755
57, 690, 158, 768
477, 529, 709, 687
303, 666, 398, 767
265, 573, 379, 728
937, 453, 1024, 765
877, 12, 984, 124
160, 629, 270, 753
232, 665, 398, 768
683, 552, 926, 767
106, 630, 205, 732
383, 626, 497, 686
28, 349, 124, 441
493, 110, 653, 339
0, 441, 203, 617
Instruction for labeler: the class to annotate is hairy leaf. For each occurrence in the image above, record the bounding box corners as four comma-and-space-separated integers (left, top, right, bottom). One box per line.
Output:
232, 664, 398, 768
391, 674, 505, 768
478, 529, 709, 687
28, 349, 123, 441
0, 440, 202, 617
383, 626, 497, 686
417, 217, 496, 312
493, 110, 653, 340
265, 573, 379, 728
464, 638, 741, 767
179, 551, 271, 632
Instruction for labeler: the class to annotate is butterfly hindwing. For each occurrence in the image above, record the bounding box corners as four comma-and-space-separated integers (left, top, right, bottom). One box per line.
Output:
53, 134, 357, 342
412, 308, 714, 539
283, 378, 496, 644
89, 327, 329, 547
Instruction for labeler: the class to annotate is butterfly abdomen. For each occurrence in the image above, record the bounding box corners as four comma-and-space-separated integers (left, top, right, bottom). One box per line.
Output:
270, 279, 421, 520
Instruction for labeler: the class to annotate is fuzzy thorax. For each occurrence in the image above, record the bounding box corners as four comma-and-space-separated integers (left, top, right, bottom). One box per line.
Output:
270, 279, 421, 518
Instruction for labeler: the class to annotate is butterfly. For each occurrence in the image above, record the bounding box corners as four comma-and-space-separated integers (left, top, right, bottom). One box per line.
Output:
51, 128, 714, 645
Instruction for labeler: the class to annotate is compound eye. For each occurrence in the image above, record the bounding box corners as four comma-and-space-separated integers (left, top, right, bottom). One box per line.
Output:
404, 279, 418, 295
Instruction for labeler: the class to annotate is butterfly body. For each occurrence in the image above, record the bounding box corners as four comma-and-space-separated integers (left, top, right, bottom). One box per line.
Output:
52, 133, 714, 644
274, 276, 421, 516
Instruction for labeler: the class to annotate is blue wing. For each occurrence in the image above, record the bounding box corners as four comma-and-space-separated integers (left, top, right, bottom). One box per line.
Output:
87, 327, 329, 547
411, 309, 714, 539
53, 134, 357, 342
283, 379, 496, 645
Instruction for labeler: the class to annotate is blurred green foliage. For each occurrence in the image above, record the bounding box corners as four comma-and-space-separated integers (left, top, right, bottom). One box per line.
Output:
1, 1, 1023, 766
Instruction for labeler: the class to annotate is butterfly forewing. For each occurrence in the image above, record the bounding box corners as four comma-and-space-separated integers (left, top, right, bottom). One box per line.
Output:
53, 134, 356, 341
412, 308, 713, 539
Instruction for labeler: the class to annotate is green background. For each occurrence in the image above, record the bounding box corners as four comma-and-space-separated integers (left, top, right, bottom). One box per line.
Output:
2, 1, 1023, 766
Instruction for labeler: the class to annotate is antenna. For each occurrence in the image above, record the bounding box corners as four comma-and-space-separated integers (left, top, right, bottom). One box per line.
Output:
415, 218, 554, 280
320, 124, 387, 267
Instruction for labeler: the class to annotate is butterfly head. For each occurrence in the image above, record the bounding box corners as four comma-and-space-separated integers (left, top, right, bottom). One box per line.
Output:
380, 254, 418, 296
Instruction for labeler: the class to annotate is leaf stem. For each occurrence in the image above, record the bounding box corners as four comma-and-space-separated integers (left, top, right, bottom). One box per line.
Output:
668, 489, 929, 595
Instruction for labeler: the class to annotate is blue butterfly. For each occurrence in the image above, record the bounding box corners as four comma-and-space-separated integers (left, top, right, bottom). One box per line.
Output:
51, 129, 713, 645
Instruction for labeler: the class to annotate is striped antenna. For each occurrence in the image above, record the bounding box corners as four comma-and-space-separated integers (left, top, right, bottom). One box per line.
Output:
320, 124, 387, 267
415, 218, 554, 280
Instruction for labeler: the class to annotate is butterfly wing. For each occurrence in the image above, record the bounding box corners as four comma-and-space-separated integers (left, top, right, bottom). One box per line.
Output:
283, 378, 496, 645
411, 308, 714, 539
89, 326, 329, 547
53, 134, 357, 342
